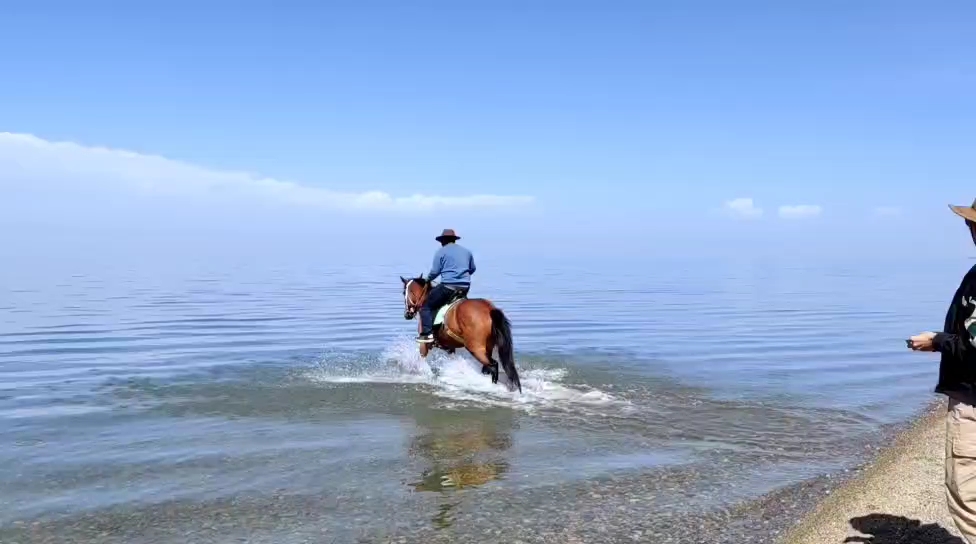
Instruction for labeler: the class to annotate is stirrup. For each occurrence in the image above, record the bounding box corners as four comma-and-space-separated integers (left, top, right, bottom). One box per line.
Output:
416, 334, 434, 344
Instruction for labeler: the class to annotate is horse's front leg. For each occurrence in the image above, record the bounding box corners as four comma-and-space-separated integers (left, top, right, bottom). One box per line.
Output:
417, 318, 430, 358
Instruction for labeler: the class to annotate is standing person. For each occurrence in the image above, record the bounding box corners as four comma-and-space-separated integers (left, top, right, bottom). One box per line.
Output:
909, 199, 976, 542
417, 229, 476, 343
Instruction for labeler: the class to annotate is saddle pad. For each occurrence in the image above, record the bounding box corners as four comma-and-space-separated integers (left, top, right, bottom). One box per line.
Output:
434, 299, 463, 327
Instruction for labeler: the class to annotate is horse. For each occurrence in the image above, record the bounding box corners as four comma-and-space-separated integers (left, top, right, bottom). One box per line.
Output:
400, 275, 521, 393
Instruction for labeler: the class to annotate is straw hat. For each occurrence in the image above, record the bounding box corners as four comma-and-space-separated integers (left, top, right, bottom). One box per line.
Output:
950, 199, 976, 223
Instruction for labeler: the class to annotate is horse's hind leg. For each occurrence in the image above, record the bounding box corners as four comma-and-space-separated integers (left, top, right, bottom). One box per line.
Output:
487, 355, 499, 383
467, 344, 499, 384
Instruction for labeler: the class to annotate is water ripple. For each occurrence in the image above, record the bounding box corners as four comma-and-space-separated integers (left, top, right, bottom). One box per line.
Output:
0, 256, 949, 533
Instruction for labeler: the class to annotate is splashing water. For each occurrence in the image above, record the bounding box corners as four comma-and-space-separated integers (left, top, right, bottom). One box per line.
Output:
303, 336, 629, 414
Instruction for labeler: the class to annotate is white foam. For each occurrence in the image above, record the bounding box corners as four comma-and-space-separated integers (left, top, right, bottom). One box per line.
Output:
303, 337, 629, 414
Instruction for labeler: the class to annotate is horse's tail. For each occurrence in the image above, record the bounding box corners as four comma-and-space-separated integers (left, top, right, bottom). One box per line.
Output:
489, 308, 521, 393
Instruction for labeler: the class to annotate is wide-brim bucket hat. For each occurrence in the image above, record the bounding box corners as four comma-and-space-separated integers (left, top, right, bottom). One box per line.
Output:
949, 199, 976, 223
435, 229, 460, 242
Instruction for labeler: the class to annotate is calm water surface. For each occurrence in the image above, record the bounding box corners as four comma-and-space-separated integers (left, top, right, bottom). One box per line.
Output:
0, 251, 958, 542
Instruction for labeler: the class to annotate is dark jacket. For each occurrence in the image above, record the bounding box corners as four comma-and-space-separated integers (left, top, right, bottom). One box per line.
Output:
934, 264, 976, 398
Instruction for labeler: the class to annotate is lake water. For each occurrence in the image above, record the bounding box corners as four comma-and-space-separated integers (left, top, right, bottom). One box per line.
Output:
0, 248, 959, 543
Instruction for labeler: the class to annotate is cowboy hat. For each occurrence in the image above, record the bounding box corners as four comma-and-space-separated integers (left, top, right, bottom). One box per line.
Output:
949, 199, 976, 223
435, 229, 460, 242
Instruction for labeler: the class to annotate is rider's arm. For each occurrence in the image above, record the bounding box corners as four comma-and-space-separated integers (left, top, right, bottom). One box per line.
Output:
469, 252, 476, 275
426, 249, 444, 282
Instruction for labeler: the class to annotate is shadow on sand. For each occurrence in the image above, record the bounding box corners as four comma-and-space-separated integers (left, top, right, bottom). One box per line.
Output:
844, 514, 963, 544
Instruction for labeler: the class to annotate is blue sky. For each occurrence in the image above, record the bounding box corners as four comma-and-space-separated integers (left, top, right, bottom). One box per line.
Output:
0, 1, 974, 258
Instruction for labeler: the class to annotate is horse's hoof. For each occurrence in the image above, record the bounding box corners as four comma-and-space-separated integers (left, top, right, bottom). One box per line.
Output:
481, 366, 492, 376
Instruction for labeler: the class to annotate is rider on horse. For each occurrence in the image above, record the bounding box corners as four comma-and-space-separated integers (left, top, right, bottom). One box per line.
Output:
417, 229, 476, 344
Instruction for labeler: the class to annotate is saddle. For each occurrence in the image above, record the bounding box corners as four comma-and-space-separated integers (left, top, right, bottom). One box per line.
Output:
432, 288, 468, 344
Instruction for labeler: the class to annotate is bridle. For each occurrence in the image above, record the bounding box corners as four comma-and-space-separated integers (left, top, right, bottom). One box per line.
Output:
403, 279, 429, 319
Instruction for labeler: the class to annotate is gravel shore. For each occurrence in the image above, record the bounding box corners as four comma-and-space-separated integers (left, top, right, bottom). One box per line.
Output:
781, 398, 963, 544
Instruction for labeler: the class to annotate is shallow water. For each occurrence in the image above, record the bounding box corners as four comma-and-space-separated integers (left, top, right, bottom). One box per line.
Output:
0, 250, 957, 541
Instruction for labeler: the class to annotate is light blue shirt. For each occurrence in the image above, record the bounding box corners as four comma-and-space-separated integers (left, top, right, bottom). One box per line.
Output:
427, 243, 476, 286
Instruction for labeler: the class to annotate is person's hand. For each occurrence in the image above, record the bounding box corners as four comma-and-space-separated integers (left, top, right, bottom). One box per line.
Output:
909, 332, 938, 352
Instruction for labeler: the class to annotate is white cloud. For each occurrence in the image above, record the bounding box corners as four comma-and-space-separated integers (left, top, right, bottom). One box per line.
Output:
873, 206, 901, 217
0, 132, 534, 214
724, 197, 763, 219
778, 204, 822, 219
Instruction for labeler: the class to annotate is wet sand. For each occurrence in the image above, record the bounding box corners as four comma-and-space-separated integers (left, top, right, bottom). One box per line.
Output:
781, 398, 964, 544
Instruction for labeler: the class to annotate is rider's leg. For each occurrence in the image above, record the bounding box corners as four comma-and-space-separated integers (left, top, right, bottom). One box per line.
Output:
418, 285, 453, 341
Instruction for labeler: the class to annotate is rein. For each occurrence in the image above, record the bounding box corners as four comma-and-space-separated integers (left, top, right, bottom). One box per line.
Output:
404, 279, 430, 314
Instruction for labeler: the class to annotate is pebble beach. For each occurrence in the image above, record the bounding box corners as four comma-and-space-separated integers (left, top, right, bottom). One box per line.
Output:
781, 398, 962, 544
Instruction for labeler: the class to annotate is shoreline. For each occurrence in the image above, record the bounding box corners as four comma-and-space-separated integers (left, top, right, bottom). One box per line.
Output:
0, 398, 953, 544
664, 396, 953, 544
404, 396, 962, 544
773, 396, 959, 543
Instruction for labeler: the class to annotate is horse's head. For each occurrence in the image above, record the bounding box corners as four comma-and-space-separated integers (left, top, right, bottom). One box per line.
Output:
400, 275, 429, 320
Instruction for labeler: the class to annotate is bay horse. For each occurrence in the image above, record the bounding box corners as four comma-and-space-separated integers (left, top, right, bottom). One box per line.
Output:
400, 276, 521, 393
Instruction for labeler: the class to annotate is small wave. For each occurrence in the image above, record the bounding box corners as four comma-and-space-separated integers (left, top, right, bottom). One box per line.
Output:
302, 337, 628, 414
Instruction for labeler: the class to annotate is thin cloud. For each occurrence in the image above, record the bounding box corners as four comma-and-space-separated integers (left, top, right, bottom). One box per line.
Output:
724, 197, 763, 219
0, 132, 534, 213
778, 204, 822, 219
